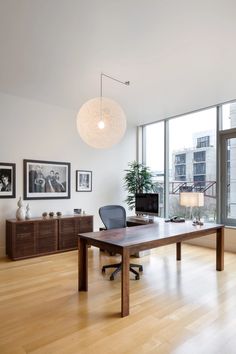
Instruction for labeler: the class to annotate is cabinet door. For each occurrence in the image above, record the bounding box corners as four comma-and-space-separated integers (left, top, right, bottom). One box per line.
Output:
58, 218, 77, 250
77, 216, 93, 233
36, 220, 58, 254
14, 223, 35, 258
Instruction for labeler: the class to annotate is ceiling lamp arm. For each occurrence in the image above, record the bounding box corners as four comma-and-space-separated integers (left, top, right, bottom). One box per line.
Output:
100, 73, 130, 98
99, 73, 130, 129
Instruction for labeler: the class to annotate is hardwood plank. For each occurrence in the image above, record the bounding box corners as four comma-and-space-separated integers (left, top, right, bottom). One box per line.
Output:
0, 244, 235, 354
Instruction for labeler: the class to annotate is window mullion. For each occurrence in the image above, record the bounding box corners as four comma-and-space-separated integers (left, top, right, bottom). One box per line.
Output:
164, 120, 169, 218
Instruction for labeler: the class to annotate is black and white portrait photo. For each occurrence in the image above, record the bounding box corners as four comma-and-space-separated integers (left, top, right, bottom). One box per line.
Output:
0, 163, 16, 198
24, 159, 71, 200
76, 170, 92, 192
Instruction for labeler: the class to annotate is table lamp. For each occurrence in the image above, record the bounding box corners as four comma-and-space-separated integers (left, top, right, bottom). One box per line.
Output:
179, 192, 204, 225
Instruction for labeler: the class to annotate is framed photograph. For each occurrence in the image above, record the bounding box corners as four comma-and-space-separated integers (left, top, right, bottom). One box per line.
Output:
24, 159, 71, 200
0, 162, 16, 198
76, 170, 92, 192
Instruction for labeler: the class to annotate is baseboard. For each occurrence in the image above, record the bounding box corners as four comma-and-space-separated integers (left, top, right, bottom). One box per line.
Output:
185, 227, 236, 253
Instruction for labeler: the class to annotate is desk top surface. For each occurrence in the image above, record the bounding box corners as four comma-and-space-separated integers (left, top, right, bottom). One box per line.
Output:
78, 220, 224, 248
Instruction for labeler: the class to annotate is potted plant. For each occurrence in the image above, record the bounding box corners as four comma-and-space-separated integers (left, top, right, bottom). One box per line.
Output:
124, 161, 154, 210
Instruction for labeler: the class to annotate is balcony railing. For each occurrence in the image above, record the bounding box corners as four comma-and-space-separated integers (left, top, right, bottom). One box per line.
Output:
153, 179, 216, 198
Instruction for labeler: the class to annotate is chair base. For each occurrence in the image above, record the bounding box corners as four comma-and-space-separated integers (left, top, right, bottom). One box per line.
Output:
102, 262, 143, 281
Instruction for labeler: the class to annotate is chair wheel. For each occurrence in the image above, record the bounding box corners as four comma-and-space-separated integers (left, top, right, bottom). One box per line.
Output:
102, 267, 106, 273
135, 275, 140, 280
139, 266, 143, 272
110, 275, 114, 281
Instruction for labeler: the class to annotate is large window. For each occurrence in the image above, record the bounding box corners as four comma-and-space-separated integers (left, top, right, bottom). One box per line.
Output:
220, 131, 236, 225
143, 100, 236, 225
168, 108, 216, 221
222, 102, 236, 130
144, 121, 164, 217
144, 107, 217, 222
220, 101, 236, 225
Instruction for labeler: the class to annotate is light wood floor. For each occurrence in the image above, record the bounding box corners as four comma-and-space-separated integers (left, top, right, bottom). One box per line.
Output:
0, 244, 236, 354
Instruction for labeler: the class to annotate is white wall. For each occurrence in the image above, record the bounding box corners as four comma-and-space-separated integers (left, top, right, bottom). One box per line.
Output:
0, 92, 136, 257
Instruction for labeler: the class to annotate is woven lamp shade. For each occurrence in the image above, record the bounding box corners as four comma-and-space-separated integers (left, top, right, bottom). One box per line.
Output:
77, 97, 127, 149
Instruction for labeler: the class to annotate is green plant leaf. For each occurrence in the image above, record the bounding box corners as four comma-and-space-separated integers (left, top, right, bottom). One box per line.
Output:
123, 161, 154, 210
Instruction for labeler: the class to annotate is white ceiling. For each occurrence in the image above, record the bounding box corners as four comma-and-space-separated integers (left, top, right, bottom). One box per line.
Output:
0, 0, 236, 125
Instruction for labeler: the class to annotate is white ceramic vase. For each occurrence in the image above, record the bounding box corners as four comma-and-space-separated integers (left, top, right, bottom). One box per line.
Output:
25, 203, 31, 220
16, 197, 25, 220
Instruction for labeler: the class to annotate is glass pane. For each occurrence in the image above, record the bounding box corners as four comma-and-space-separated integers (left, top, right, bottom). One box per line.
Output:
169, 108, 217, 221
193, 163, 206, 175
226, 138, 236, 219
222, 102, 236, 130
144, 122, 164, 217
194, 151, 206, 162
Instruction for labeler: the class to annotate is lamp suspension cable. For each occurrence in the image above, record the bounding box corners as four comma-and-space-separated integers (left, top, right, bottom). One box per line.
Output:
98, 73, 130, 130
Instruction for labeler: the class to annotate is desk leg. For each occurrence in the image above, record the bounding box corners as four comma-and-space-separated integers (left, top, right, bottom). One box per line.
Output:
176, 242, 181, 261
121, 249, 129, 317
78, 238, 88, 291
216, 227, 224, 271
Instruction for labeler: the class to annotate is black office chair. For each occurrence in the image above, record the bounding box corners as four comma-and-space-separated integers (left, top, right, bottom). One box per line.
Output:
99, 205, 143, 280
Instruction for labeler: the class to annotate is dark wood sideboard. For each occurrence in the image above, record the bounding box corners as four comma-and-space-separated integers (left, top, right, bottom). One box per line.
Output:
6, 215, 93, 260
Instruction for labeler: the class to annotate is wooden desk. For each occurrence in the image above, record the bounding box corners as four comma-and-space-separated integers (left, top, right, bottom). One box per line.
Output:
78, 221, 224, 317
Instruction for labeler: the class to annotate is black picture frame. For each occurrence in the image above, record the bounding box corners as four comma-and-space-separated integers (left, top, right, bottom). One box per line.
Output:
24, 159, 71, 200
0, 162, 16, 198
76, 170, 92, 192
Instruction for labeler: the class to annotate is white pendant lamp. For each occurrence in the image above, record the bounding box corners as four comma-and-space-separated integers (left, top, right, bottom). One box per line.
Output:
77, 73, 130, 149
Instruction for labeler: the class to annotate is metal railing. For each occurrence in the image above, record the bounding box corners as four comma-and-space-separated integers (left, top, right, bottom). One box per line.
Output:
153, 180, 216, 198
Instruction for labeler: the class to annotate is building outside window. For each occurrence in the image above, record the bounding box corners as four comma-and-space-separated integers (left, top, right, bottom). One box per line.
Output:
197, 136, 210, 148
193, 163, 206, 175
193, 175, 206, 189
175, 154, 186, 164
175, 165, 186, 178
194, 151, 206, 162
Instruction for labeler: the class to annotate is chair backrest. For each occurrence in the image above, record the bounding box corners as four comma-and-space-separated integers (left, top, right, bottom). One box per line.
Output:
99, 205, 126, 230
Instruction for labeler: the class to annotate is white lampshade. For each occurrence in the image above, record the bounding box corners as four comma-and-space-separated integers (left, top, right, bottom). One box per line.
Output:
77, 97, 127, 149
179, 192, 204, 207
